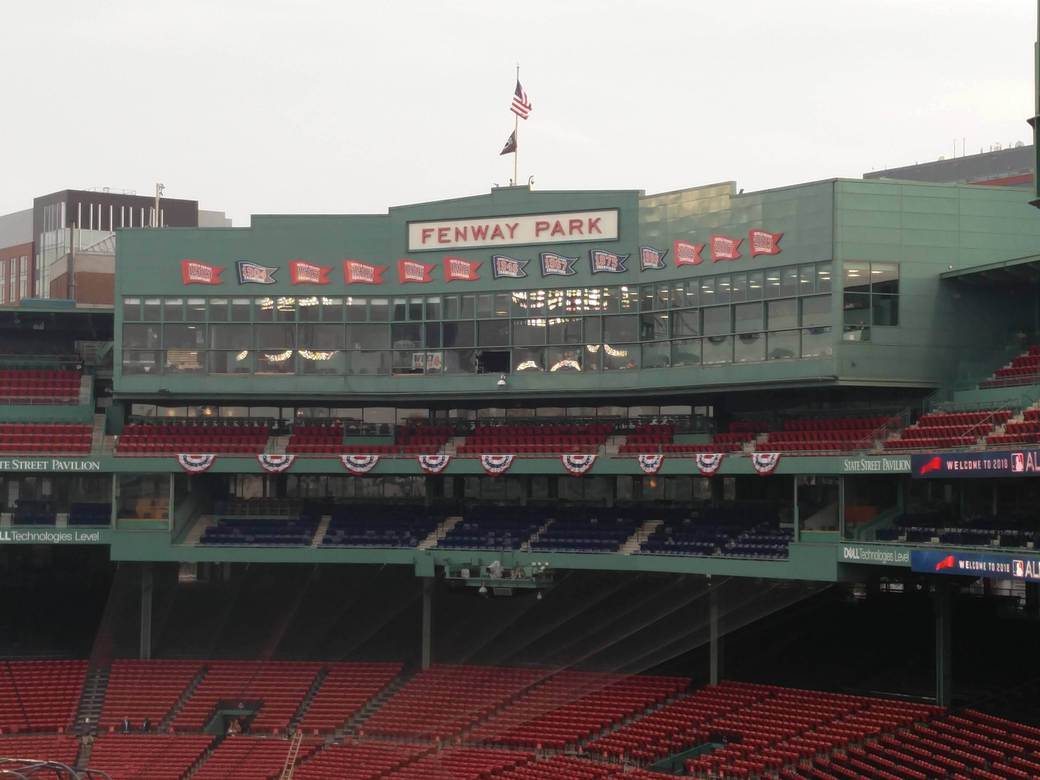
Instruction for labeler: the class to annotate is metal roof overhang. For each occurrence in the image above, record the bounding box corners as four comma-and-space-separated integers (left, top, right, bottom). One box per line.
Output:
940, 253, 1040, 285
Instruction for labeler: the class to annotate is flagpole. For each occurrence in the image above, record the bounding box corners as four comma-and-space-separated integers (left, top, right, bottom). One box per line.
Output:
514, 63, 519, 185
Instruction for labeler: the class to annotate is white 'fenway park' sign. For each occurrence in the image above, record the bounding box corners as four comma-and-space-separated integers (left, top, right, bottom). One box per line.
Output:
408, 210, 619, 252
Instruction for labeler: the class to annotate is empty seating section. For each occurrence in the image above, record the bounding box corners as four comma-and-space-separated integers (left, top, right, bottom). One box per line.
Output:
293, 741, 426, 779
618, 423, 753, 454
321, 505, 442, 547
88, 734, 212, 780
467, 671, 685, 749
297, 662, 401, 733
438, 508, 540, 550
11, 499, 58, 526
361, 665, 544, 740
0, 734, 78, 767
987, 407, 1040, 446
191, 735, 303, 780
876, 511, 1040, 548
884, 411, 1010, 451
172, 661, 320, 733
100, 659, 202, 730
981, 345, 1040, 388
377, 747, 530, 780
0, 660, 85, 732
529, 509, 643, 553
201, 514, 320, 546
684, 684, 940, 779
69, 502, 111, 526
0, 368, 80, 404
640, 504, 790, 559
587, 680, 768, 763
458, 423, 611, 455
0, 423, 91, 454
761, 416, 891, 453
116, 421, 270, 455
288, 421, 452, 455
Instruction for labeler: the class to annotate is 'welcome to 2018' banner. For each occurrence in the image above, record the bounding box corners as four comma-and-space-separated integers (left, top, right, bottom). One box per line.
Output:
911, 450, 1040, 478
911, 549, 1040, 581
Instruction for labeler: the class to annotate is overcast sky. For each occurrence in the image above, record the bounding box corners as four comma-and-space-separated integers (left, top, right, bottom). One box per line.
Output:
3, 0, 1035, 225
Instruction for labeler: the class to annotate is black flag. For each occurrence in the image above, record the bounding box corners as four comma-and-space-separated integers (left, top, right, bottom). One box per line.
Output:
499, 130, 517, 156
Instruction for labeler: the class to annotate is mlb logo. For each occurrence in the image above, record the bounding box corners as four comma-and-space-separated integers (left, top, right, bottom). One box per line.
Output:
1013, 560, 1025, 578
1012, 453, 1025, 473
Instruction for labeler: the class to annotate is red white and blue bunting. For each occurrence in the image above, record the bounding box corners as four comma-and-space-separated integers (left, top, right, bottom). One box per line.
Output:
480, 454, 515, 477
340, 454, 380, 475
751, 452, 781, 476
637, 454, 664, 475
256, 454, 295, 473
176, 453, 216, 474
417, 453, 452, 474
561, 453, 597, 476
695, 453, 725, 476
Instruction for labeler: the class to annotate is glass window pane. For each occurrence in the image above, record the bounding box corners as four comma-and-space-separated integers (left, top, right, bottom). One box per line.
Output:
164, 298, 184, 321
142, 298, 161, 321
123, 297, 142, 320
444, 348, 477, 373
603, 314, 638, 343
348, 350, 390, 375
123, 324, 160, 349
673, 309, 700, 337
603, 343, 638, 370
802, 327, 833, 358
209, 324, 251, 349
443, 321, 475, 348
730, 273, 747, 302
346, 297, 367, 322
477, 294, 493, 318
256, 323, 295, 349
682, 280, 699, 307
639, 313, 668, 341
165, 348, 205, 374
255, 297, 275, 321
424, 323, 442, 348
700, 277, 716, 306
392, 298, 407, 321
843, 262, 870, 293
391, 323, 422, 347
548, 346, 584, 372
549, 317, 582, 344
207, 298, 228, 322
801, 295, 831, 328
843, 325, 871, 342
460, 295, 476, 318
477, 319, 509, 346
871, 262, 899, 294
702, 306, 731, 336
297, 296, 321, 321
321, 297, 343, 321
672, 338, 701, 367
734, 302, 764, 332
781, 267, 799, 297
715, 275, 732, 304
494, 293, 511, 318
747, 272, 764, 301
799, 265, 816, 294
817, 264, 832, 292
369, 298, 389, 321
209, 350, 251, 374
409, 298, 423, 320
299, 324, 344, 350
843, 293, 871, 326
767, 330, 799, 360
703, 335, 731, 365
164, 323, 204, 348
425, 297, 442, 321
230, 298, 250, 322
642, 342, 670, 369
513, 347, 544, 373
347, 324, 390, 349
763, 270, 782, 299
513, 318, 546, 346
735, 332, 765, 363
670, 282, 685, 309
256, 351, 295, 374
300, 350, 344, 375
442, 295, 458, 320
274, 296, 296, 321
640, 285, 655, 311
584, 316, 602, 343
186, 298, 206, 321
655, 284, 671, 310
768, 299, 798, 330
583, 344, 602, 371
618, 286, 638, 312
873, 294, 899, 326
123, 350, 160, 374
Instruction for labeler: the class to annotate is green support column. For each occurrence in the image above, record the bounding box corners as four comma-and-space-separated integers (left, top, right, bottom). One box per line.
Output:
838, 476, 846, 539
421, 576, 433, 670
934, 581, 952, 707
792, 477, 800, 542
709, 581, 723, 685
139, 563, 153, 660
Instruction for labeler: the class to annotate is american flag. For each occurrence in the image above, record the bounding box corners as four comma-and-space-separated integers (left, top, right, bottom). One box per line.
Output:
510, 80, 531, 119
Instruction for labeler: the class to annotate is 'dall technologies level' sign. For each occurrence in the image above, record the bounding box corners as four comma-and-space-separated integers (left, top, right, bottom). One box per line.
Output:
911, 550, 1040, 581
911, 450, 1040, 479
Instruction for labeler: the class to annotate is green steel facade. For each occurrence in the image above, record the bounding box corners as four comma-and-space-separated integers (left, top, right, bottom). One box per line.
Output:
17, 176, 1036, 579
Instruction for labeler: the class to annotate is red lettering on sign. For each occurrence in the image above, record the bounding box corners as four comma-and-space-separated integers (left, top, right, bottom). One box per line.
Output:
421, 228, 434, 244
535, 220, 550, 236
588, 217, 602, 234
490, 224, 505, 240
437, 227, 450, 244
506, 223, 518, 238
455, 227, 468, 242
471, 224, 488, 241
569, 219, 583, 235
